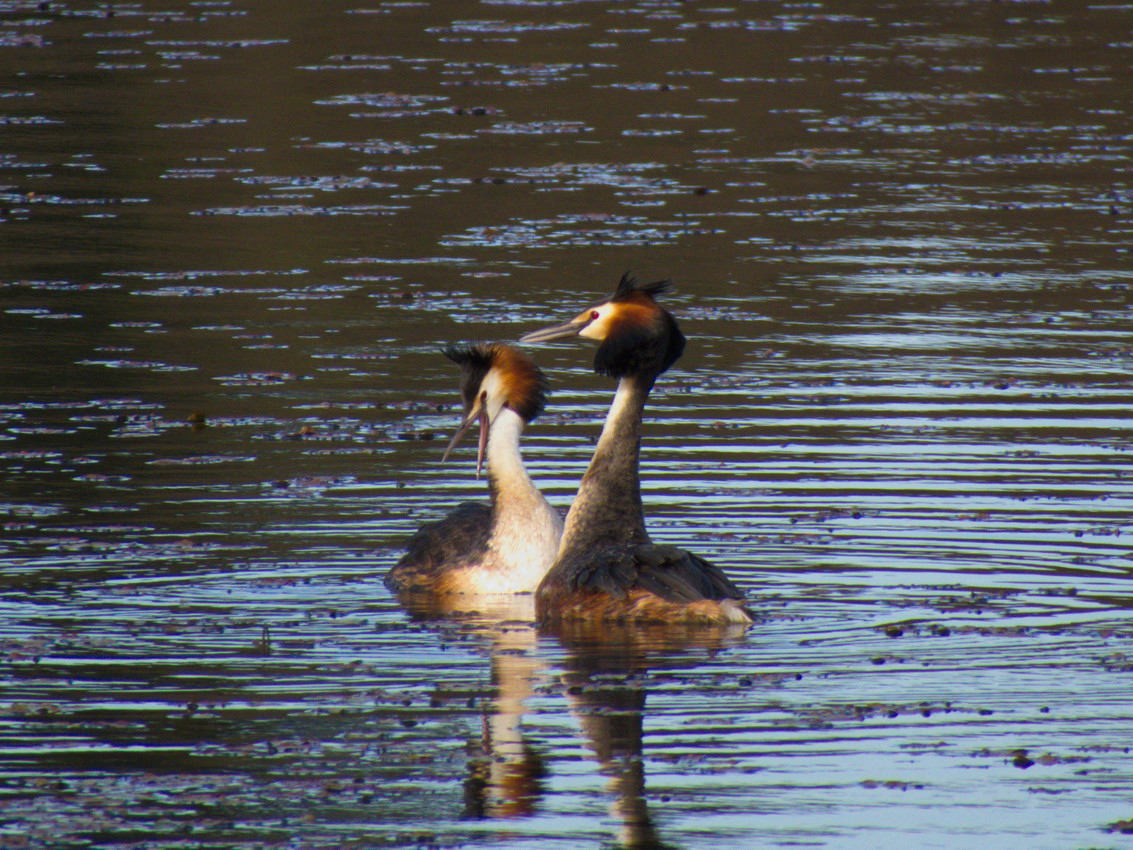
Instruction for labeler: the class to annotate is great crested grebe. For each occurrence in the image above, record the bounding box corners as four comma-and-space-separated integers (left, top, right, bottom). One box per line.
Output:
385, 343, 563, 596
520, 274, 751, 625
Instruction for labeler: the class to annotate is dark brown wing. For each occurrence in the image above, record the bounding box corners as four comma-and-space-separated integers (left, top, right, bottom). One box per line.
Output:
567, 543, 744, 604
384, 501, 491, 592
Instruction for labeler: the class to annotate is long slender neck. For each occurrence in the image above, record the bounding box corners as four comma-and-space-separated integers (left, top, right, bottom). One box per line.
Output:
483, 407, 562, 589
559, 374, 653, 555
486, 408, 537, 513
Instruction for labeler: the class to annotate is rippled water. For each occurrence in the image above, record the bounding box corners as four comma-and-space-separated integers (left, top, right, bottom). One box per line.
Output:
2, 1, 1132, 847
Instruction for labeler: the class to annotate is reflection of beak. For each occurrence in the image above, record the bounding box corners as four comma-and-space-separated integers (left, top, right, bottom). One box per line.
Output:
441, 400, 490, 479
519, 317, 588, 344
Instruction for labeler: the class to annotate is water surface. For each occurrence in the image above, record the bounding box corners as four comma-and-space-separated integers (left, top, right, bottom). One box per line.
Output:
1, 1, 1132, 847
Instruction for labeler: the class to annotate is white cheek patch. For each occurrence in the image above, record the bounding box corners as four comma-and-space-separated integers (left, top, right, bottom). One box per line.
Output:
579, 307, 614, 340
479, 368, 507, 422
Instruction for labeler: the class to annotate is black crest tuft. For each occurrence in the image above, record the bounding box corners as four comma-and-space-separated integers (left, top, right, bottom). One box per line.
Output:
443, 343, 491, 370
442, 343, 549, 422
612, 272, 672, 302
443, 343, 494, 410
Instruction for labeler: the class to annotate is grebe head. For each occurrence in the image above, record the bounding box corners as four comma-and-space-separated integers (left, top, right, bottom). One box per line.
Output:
519, 273, 686, 380
440, 343, 548, 476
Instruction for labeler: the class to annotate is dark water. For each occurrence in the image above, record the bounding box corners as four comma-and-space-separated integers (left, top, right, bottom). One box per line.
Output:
2, 0, 1132, 847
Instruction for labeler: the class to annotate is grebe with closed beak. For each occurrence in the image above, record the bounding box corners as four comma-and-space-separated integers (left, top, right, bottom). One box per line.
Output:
520, 275, 751, 625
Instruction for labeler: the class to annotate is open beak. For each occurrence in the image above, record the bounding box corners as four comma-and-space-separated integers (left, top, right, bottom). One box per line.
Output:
519, 316, 588, 344
441, 398, 490, 478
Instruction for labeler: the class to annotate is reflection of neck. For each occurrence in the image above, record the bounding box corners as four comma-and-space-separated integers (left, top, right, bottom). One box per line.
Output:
559, 375, 652, 555
481, 625, 542, 818
570, 682, 658, 849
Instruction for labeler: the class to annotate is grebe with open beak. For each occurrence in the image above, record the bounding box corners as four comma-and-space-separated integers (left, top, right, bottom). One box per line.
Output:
386, 343, 563, 596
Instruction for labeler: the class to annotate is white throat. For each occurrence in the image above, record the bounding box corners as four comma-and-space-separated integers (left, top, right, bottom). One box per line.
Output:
478, 407, 563, 593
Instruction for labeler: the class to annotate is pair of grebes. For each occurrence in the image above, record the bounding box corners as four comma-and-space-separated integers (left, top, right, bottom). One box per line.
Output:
386, 274, 751, 626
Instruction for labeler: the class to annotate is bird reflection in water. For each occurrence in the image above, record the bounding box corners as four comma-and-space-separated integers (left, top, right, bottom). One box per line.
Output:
549, 619, 747, 849
395, 592, 745, 848
462, 604, 546, 819
393, 593, 547, 821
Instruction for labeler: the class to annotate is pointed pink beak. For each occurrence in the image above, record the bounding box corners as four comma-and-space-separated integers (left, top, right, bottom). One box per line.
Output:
442, 400, 490, 479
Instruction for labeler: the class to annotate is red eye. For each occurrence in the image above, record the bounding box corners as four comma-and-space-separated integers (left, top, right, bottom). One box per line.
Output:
590, 310, 600, 320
